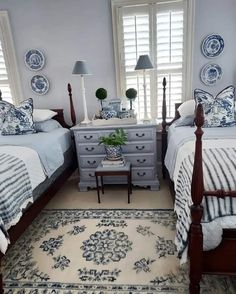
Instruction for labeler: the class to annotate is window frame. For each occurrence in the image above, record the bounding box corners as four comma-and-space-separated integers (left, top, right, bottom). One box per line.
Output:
0, 11, 23, 104
111, 0, 195, 118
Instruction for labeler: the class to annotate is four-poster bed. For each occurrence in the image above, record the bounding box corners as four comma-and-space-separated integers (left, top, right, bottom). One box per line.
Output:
0, 84, 77, 293
161, 77, 236, 294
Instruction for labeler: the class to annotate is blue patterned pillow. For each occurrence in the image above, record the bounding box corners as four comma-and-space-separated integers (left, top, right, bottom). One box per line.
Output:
0, 100, 11, 130
194, 86, 235, 127
1, 98, 35, 135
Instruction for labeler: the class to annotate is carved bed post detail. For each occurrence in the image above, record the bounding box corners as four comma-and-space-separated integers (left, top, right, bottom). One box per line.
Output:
161, 77, 167, 179
189, 104, 204, 294
67, 83, 76, 126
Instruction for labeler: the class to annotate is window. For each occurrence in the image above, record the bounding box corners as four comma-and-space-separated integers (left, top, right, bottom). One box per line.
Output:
112, 0, 194, 120
0, 11, 23, 104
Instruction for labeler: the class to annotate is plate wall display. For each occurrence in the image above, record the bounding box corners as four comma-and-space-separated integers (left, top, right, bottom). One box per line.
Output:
201, 34, 224, 58
25, 49, 45, 71
30, 75, 49, 95
200, 63, 222, 86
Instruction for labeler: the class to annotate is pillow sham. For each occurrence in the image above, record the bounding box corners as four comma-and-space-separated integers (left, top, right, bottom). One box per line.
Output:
1, 98, 35, 135
0, 100, 11, 129
33, 109, 57, 122
177, 99, 195, 117
174, 115, 195, 127
194, 86, 235, 127
35, 119, 61, 132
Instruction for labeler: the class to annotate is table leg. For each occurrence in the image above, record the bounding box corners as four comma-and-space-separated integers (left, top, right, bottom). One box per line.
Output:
95, 174, 101, 203
101, 176, 104, 194
129, 168, 132, 195
127, 174, 130, 204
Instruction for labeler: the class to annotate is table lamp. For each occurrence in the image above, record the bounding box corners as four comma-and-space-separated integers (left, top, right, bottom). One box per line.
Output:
135, 55, 154, 122
72, 60, 92, 125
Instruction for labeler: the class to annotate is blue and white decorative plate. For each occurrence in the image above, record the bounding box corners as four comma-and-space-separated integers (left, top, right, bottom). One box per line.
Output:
25, 49, 45, 71
30, 75, 49, 95
201, 34, 224, 58
200, 63, 222, 86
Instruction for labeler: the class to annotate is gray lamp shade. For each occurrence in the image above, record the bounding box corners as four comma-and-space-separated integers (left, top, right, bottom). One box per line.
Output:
135, 55, 154, 70
72, 60, 91, 75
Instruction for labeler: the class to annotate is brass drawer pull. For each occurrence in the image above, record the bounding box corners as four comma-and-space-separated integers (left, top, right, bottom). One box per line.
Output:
89, 173, 95, 177
137, 159, 146, 164
136, 133, 145, 137
86, 147, 95, 152
136, 145, 145, 150
84, 135, 93, 140
87, 160, 96, 165
137, 172, 146, 177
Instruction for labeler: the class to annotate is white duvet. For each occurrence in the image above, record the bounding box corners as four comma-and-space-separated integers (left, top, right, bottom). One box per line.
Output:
0, 145, 46, 253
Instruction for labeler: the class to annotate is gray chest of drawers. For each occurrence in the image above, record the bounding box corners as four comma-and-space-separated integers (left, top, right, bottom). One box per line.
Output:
71, 123, 160, 191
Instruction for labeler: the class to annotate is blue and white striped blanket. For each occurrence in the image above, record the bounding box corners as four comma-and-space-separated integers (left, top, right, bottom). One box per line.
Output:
165, 125, 236, 262
0, 153, 32, 226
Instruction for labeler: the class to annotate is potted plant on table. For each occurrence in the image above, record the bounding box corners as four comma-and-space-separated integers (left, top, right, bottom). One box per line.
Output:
95, 88, 107, 110
98, 128, 128, 159
125, 88, 137, 118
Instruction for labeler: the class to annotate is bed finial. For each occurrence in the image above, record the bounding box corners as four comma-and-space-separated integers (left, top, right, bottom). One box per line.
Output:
67, 83, 76, 126
0, 90, 2, 101
189, 102, 204, 294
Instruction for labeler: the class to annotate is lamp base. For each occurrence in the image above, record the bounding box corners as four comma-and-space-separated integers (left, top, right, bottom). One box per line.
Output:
80, 118, 92, 125
142, 115, 151, 123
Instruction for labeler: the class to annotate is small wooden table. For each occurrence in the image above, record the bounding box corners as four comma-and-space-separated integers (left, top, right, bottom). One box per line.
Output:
95, 162, 132, 203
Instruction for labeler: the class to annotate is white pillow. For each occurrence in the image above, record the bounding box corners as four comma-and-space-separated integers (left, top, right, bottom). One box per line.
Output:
33, 109, 57, 122
177, 100, 195, 117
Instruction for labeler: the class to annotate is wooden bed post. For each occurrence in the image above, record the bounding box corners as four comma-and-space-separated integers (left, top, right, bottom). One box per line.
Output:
161, 77, 167, 179
189, 104, 204, 294
67, 83, 76, 126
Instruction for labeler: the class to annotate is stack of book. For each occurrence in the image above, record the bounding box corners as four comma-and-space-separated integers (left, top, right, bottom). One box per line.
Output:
101, 156, 125, 167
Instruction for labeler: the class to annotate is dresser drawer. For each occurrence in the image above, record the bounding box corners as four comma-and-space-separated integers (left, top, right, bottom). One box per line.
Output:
132, 167, 155, 180
127, 128, 154, 141
122, 141, 154, 153
79, 155, 103, 168
124, 153, 155, 167
80, 169, 96, 180
77, 143, 104, 155
74, 130, 112, 143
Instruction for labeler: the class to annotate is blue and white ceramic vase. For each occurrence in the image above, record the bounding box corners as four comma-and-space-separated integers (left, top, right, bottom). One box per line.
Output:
105, 145, 122, 159
100, 107, 117, 120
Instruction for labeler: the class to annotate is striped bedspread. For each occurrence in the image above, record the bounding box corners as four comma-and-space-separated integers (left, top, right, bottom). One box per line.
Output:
0, 146, 46, 253
173, 139, 236, 261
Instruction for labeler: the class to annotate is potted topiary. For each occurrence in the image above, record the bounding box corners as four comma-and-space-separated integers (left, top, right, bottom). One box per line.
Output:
95, 88, 107, 110
98, 128, 128, 159
125, 88, 137, 110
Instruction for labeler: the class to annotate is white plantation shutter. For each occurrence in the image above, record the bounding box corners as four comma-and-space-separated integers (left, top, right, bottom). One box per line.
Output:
0, 40, 13, 103
113, 0, 193, 120
156, 5, 184, 119
0, 11, 22, 104
121, 6, 151, 120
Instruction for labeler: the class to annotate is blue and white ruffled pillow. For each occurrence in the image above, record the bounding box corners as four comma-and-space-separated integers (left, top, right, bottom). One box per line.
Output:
1, 98, 35, 135
194, 86, 235, 127
0, 100, 11, 130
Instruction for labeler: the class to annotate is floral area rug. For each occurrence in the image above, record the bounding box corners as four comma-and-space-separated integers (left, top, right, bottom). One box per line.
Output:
2, 209, 236, 293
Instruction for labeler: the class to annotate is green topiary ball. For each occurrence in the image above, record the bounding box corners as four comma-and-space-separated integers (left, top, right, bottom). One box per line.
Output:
125, 88, 137, 99
95, 88, 107, 100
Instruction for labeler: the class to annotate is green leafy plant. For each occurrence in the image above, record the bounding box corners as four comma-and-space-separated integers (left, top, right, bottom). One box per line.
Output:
98, 128, 128, 146
125, 88, 137, 110
95, 88, 107, 110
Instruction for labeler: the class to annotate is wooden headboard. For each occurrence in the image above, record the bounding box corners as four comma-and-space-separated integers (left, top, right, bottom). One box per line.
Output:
51, 109, 71, 129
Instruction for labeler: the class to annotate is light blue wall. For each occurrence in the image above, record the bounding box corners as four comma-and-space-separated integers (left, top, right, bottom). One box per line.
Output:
0, 0, 235, 123
192, 0, 236, 97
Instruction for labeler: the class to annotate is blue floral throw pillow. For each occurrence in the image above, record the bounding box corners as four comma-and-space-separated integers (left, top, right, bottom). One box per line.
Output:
0, 100, 11, 130
194, 86, 235, 127
1, 98, 35, 135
